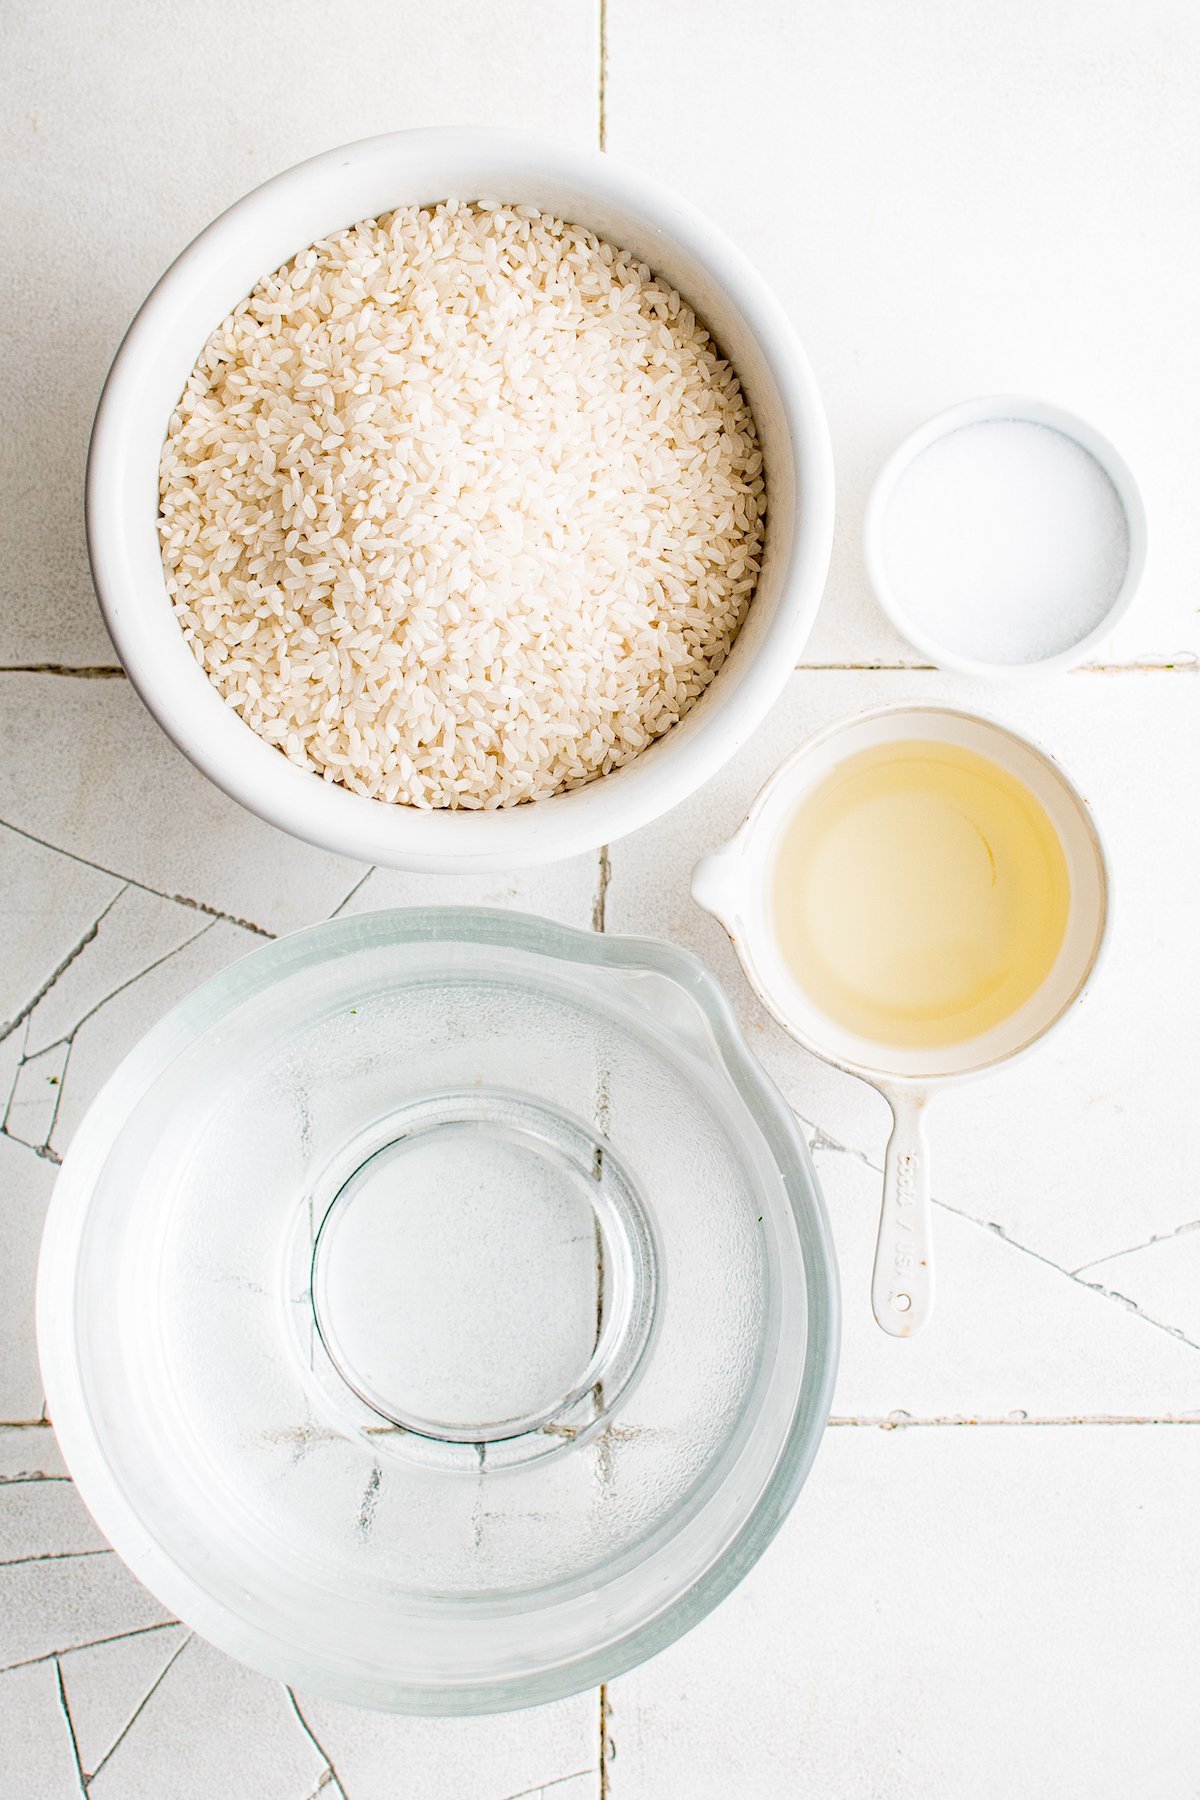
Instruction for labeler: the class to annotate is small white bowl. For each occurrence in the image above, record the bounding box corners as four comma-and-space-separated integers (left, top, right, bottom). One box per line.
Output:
87, 129, 835, 872
862, 394, 1147, 680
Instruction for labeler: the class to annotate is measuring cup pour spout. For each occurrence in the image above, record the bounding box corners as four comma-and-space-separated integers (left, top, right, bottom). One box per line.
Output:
690, 843, 744, 927
874, 1088, 935, 1337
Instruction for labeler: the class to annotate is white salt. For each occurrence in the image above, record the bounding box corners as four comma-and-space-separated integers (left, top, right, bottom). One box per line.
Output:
880, 418, 1131, 665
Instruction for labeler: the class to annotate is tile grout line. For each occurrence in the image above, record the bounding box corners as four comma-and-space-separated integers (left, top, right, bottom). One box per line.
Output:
286, 1687, 350, 1800
41, 1033, 73, 1152
326, 866, 375, 918
0, 665, 126, 678
0, 1018, 28, 1136
804, 1124, 1200, 1352
0, 817, 275, 938
0, 885, 128, 1047
788, 659, 1199, 674
86, 1630, 193, 1783
54, 1658, 88, 1795
598, 1681, 610, 1799
495, 1771, 597, 1800
12, 915, 218, 1077
827, 1414, 1200, 1428
592, 845, 610, 933
0, 1549, 113, 1569
0, 1620, 182, 1678
0, 1017, 25, 1122
1, 1134, 62, 1167
1072, 1217, 1200, 1275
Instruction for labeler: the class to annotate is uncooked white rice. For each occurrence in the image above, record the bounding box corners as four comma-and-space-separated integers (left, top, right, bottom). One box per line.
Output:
159, 201, 766, 809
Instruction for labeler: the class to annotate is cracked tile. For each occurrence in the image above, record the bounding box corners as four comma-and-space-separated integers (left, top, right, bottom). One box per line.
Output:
0, 1020, 25, 1121
5, 1038, 70, 1149
521, 1778, 599, 1800
86, 1637, 324, 1800
818, 1149, 1200, 1420
59, 1624, 188, 1778
48, 919, 258, 1156
334, 856, 601, 930
490, 1777, 599, 1800
0, 1660, 86, 1797
0, 1425, 67, 1483
23, 884, 210, 1059
291, 1687, 600, 1800
1075, 1229, 1200, 1351
607, 670, 1200, 1277
607, 0, 1200, 666
608, 1425, 1200, 1799
0, 1556, 170, 1672
499, 1776, 599, 1800
0, 678, 365, 935
0, 1134, 56, 1422
0, 824, 121, 1036
0, 1477, 107, 1563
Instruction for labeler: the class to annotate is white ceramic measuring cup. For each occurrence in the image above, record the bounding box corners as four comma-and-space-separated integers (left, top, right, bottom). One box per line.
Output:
691, 704, 1110, 1337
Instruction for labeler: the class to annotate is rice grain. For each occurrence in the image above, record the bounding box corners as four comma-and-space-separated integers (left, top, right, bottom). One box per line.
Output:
159, 201, 766, 809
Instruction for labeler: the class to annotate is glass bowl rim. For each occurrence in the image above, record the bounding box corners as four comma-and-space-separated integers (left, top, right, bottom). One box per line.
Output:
37, 906, 840, 1713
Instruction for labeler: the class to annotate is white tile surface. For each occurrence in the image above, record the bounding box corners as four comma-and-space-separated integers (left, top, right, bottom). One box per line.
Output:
0, 1136, 56, 1423
0, 676, 365, 935
607, 0, 1200, 668
532, 1778, 600, 1800
1075, 1227, 1200, 1351
0, 1660, 86, 1798
0, 1558, 171, 1674
2, 3, 1198, 1796
3, 0, 600, 666
3, 1038, 69, 1152
0, 1426, 67, 1484
336, 857, 601, 929
0, 1478, 107, 1563
608, 1425, 1200, 1800
0, 825, 121, 1036
821, 1149, 1200, 1420
60, 1625, 189, 1779
607, 669, 1199, 1276
86, 1636, 326, 1800
0, 1025, 24, 1126
22, 883, 205, 1059
292, 1691, 600, 1800
47, 918, 258, 1155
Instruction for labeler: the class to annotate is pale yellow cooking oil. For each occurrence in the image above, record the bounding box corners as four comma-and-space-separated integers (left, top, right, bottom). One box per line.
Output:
771, 739, 1071, 1050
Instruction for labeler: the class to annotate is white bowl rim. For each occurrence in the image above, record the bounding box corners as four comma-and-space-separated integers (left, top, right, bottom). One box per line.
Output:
87, 127, 836, 872
861, 392, 1148, 682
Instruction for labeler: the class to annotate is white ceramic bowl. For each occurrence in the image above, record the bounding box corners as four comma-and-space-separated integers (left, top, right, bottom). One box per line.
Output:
862, 394, 1147, 681
87, 129, 835, 872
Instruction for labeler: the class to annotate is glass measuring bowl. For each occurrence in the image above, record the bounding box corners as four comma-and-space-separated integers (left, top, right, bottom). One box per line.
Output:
37, 908, 838, 1714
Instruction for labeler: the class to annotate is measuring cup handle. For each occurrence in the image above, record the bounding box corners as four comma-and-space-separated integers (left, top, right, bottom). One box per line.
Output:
872, 1092, 935, 1336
